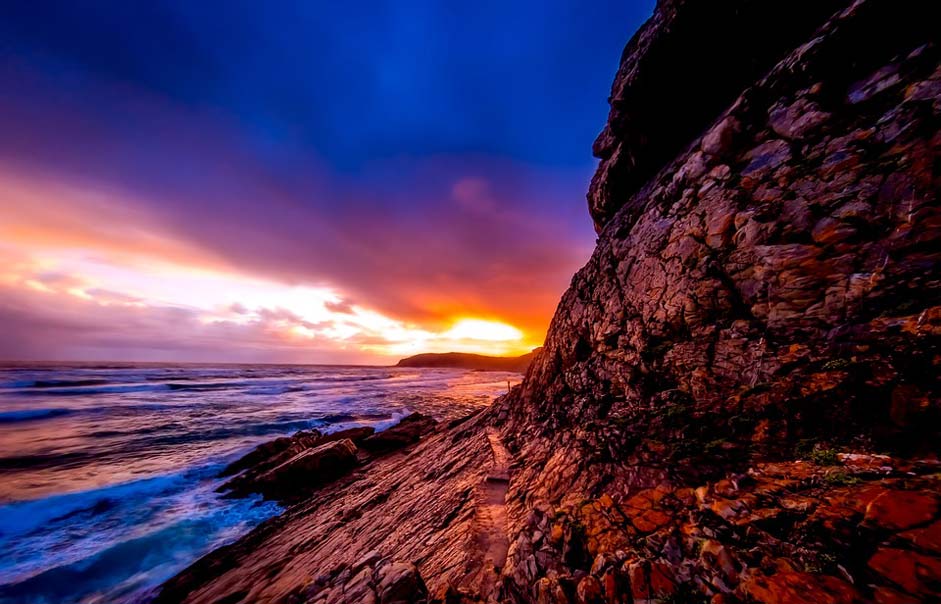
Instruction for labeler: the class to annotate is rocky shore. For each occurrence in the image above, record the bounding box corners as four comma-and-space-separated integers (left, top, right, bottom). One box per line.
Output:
157, 0, 941, 602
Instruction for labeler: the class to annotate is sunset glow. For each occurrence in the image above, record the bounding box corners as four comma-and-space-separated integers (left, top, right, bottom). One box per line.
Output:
0, 171, 541, 363
0, 0, 647, 364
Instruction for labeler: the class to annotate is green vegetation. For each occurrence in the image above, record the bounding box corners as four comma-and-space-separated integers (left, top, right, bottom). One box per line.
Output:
804, 553, 839, 574
821, 358, 852, 371
822, 470, 861, 486
808, 448, 840, 466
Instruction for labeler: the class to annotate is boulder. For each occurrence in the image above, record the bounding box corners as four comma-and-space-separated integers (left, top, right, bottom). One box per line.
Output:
227, 438, 360, 501
320, 426, 376, 446
360, 413, 438, 454
219, 429, 322, 477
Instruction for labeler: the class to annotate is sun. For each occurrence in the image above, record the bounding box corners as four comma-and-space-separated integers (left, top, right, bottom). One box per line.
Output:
443, 318, 524, 342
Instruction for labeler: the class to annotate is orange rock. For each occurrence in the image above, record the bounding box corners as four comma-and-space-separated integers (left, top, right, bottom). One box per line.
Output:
627, 560, 676, 601
674, 488, 696, 506
799, 371, 847, 397
873, 586, 921, 604
600, 568, 630, 604
835, 483, 890, 515
632, 508, 672, 533
899, 520, 941, 554
700, 539, 739, 581
740, 569, 857, 604
868, 547, 941, 597
576, 576, 603, 604
550, 523, 565, 545
648, 562, 677, 598
710, 497, 747, 520
864, 490, 940, 531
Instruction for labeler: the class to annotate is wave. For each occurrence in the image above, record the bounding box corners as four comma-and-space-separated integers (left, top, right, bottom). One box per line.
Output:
305, 373, 393, 384
0, 379, 111, 390
0, 408, 71, 423
0, 466, 279, 598
11, 384, 169, 397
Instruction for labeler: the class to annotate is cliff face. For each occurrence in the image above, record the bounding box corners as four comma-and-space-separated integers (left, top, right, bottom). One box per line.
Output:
493, 0, 941, 600
501, 0, 941, 484
158, 1, 941, 603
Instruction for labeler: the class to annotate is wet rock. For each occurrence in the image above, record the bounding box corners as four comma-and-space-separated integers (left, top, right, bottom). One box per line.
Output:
360, 413, 438, 454
219, 429, 323, 477
228, 438, 360, 501
321, 426, 377, 446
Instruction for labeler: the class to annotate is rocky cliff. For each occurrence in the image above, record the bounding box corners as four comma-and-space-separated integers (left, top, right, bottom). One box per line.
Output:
158, 1, 941, 602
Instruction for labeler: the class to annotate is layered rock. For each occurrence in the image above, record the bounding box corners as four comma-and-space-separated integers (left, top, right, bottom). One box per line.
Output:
158, 1, 941, 602
587, 0, 850, 230
219, 415, 435, 502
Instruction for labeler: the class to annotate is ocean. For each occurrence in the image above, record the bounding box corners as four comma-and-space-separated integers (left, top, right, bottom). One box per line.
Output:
0, 362, 514, 604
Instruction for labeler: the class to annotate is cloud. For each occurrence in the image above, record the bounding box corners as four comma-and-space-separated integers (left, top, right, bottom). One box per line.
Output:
324, 298, 355, 314
0, 0, 659, 362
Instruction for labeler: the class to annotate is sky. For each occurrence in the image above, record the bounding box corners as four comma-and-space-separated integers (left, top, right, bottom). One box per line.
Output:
0, 0, 655, 365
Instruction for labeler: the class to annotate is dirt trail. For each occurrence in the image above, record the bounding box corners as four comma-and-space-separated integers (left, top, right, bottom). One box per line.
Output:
474, 427, 511, 598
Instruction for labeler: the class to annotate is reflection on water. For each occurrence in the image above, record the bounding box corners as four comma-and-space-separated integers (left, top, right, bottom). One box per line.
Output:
0, 362, 511, 604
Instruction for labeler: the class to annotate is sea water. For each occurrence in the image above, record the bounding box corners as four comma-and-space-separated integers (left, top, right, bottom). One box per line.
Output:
0, 362, 513, 603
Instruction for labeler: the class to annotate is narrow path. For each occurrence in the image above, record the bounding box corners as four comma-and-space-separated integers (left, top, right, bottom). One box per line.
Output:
475, 427, 511, 598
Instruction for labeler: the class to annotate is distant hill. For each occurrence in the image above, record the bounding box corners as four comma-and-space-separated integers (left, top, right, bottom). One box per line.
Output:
395, 349, 539, 373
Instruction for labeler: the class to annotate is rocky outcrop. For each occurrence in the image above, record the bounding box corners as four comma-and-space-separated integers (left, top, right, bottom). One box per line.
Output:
492, 0, 941, 600
225, 439, 360, 502
360, 413, 439, 454
587, 0, 851, 230
159, 1, 941, 602
156, 413, 506, 603
219, 416, 435, 502
503, 0, 941, 476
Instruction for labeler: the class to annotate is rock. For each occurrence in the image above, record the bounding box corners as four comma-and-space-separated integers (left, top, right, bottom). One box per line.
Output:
740, 569, 857, 604
376, 561, 428, 604
321, 426, 376, 446
848, 63, 903, 104
702, 117, 741, 157
741, 139, 792, 181
575, 575, 603, 604
769, 98, 831, 140
360, 413, 438, 454
868, 548, 941, 598
872, 586, 921, 604
231, 438, 360, 501
586, 0, 847, 229
863, 490, 940, 531
219, 429, 322, 477
899, 521, 941, 554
